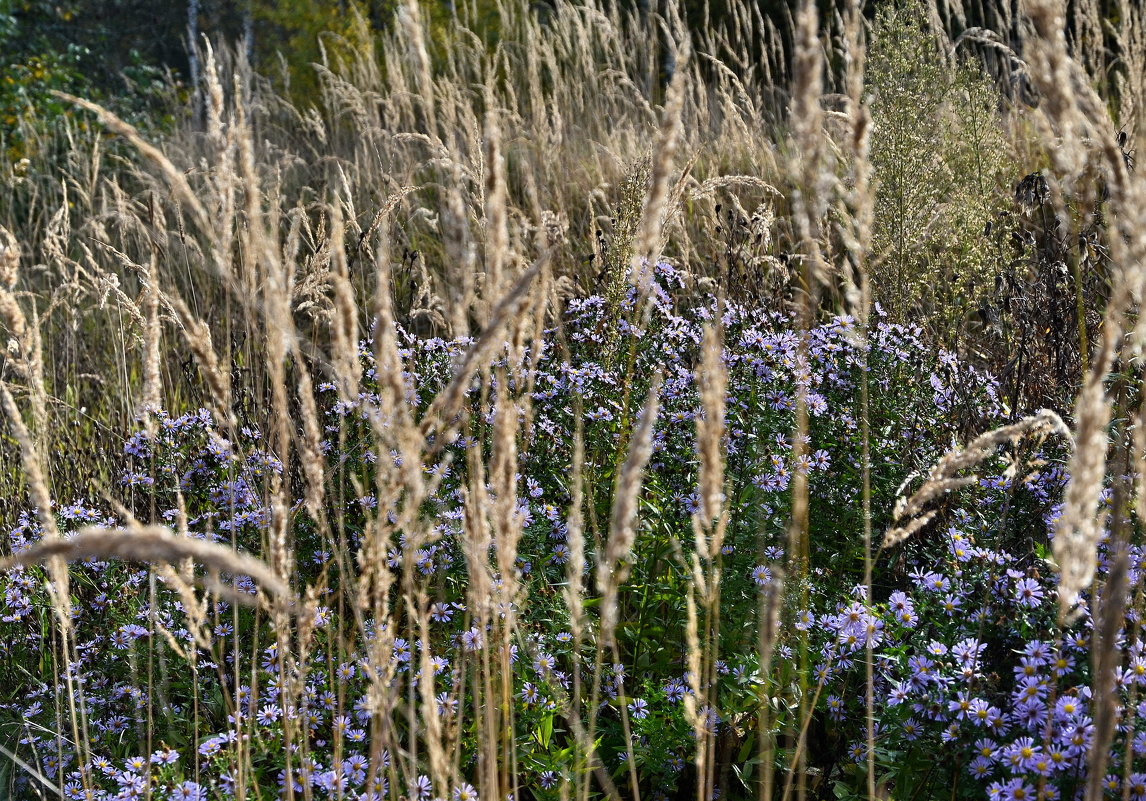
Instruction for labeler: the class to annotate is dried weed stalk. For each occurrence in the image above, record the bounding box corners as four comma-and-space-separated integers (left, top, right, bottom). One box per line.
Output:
2, 526, 292, 604
884, 409, 1072, 548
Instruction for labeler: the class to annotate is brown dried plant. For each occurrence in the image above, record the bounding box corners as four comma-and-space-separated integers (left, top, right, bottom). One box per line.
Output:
883, 409, 1072, 549
1, 525, 292, 603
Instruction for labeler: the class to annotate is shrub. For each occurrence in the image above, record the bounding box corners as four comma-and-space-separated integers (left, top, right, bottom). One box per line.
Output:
866, 1, 1016, 341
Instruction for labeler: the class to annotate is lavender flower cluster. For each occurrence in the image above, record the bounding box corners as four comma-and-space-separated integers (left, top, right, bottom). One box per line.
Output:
0, 264, 1091, 801
810, 480, 1146, 801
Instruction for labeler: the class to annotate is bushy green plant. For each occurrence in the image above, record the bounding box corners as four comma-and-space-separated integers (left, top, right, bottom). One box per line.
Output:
0, 1, 181, 161
866, 0, 1016, 339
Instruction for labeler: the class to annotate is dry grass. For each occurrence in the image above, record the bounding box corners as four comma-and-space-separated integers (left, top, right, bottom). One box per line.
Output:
883, 408, 1071, 549
0, 525, 291, 604
1, 0, 1146, 797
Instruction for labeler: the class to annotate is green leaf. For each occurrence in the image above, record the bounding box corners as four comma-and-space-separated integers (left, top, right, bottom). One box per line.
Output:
537, 711, 554, 748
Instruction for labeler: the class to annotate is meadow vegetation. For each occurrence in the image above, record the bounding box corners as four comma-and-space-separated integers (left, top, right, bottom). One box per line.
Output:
1, 0, 1145, 799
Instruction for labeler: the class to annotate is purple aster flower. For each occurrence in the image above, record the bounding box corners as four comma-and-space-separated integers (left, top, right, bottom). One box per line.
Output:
436, 692, 458, 716
150, 748, 178, 765
453, 782, 479, 801
826, 695, 844, 721
1013, 656, 1043, 681
1013, 675, 1048, 704
1013, 577, 1044, 608
939, 594, 963, 615
952, 637, 985, 666
906, 655, 936, 689
169, 781, 207, 801
967, 698, 999, 728
461, 627, 484, 651
257, 704, 281, 726
751, 565, 773, 586
1049, 651, 1075, 677
1127, 774, 1146, 801
1022, 640, 1052, 665
1000, 778, 1036, 801
1012, 698, 1048, 729
888, 681, 910, 706
968, 756, 993, 779
340, 755, 368, 784
948, 692, 976, 720
1002, 737, 1040, 772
